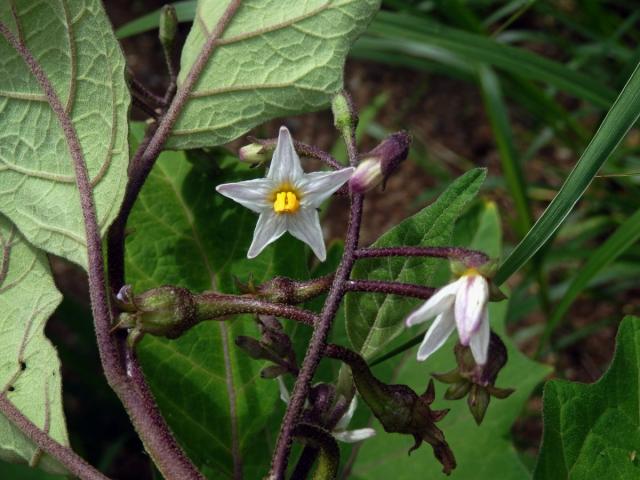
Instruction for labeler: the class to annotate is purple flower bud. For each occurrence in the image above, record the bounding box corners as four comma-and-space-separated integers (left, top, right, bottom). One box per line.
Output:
350, 131, 411, 193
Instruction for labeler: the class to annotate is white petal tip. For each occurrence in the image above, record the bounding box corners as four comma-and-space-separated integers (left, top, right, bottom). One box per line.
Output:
278, 126, 290, 135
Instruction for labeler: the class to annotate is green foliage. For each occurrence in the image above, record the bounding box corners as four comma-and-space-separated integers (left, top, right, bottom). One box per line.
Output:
124, 127, 310, 478
496, 62, 640, 285
346, 168, 486, 359
535, 316, 640, 479
348, 199, 551, 479
0, 216, 67, 474
167, 0, 380, 149
0, 1, 129, 268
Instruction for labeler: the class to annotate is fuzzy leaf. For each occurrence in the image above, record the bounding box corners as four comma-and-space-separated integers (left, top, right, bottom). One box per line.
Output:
0, 1, 129, 268
125, 126, 310, 478
346, 168, 486, 359
167, 0, 380, 149
0, 216, 67, 474
535, 316, 640, 480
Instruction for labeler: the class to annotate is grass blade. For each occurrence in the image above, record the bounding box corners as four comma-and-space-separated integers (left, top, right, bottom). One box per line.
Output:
496, 61, 640, 284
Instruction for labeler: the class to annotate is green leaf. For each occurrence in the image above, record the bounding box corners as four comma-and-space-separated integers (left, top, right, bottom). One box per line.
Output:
540, 209, 640, 353
166, 0, 380, 149
496, 61, 640, 285
349, 202, 551, 479
124, 127, 310, 478
346, 168, 486, 359
535, 316, 640, 479
0, 1, 129, 268
0, 216, 67, 474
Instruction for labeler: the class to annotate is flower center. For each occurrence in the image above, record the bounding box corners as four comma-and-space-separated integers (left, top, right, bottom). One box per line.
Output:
273, 191, 300, 214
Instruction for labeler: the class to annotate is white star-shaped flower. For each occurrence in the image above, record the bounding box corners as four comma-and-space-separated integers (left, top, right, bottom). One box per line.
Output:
405, 271, 490, 365
216, 127, 354, 261
277, 378, 376, 443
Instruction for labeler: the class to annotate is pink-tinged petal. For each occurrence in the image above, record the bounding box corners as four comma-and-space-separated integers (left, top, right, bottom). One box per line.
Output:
298, 168, 355, 207
335, 396, 358, 431
216, 178, 274, 213
267, 126, 304, 184
454, 274, 489, 344
405, 279, 460, 327
416, 310, 456, 361
286, 208, 326, 261
333, 428, 376, 443
247, 211, 287, 259
469, 308, 490, 365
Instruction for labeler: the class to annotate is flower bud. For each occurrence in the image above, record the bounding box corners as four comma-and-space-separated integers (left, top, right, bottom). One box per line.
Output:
238, 143, 273, 164
116, 286, 196, 347
331, 91, 357, 136
350, 131, 411, 193
159, 5, 178, 49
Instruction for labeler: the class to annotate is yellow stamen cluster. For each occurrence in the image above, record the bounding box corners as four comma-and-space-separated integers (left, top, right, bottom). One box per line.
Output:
273, 191, 300, 214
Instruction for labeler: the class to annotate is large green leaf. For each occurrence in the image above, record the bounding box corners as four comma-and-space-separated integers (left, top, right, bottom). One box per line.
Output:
349, 200, 551, 479
535, 316, 640, 479
346, 168, 486, 359
167, 0, 380, 149
0, 1, 129, 268
495, 61, 640, 285
0, 216, 67, 474
124, 132, 310, 478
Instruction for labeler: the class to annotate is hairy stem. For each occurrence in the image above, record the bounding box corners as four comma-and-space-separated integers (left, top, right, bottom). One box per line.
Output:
270, 108, 364, 477
195, 293, 318, 326
355, 246, 490, 267
345, 280, 435, 299
0, 395, 110, 480
252, 137, 343, 170
108, 0, 243, 292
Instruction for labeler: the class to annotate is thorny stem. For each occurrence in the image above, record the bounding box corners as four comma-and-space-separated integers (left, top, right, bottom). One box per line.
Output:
270, 96, 364, 477
355, 246, 490, 267
0, 19, 204, 480
0, 395, 110, 480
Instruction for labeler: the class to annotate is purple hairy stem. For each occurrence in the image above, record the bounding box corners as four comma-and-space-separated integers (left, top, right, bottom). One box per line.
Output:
355, 246, 490, 268
0, 395, 110, 480
345, 280, 435, 299
269, 92, 364, 477
0, 19, 203, 480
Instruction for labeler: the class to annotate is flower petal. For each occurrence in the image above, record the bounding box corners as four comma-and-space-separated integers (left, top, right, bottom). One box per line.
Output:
405, 279, 460, 327
416, 310, 456, 361
277, 377, 290, 404
335, 396, 357, 431
454, 274, 489, 344
469, 308, 490, 365
247, 211, 287, 259
286, 208, 326, 261
333, 428, 376, 443
216, 178, 274, 213
298, 168, 355, 208
267, 126, 304, 184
